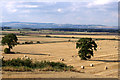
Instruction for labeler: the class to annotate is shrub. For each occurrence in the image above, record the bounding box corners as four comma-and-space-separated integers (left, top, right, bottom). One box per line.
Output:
36, 41, 40, 44
4, 48, 10, 53
2, 58, 74, 72
20, 33, 25, 36
46, 35, 51, 37
72, 36, 75, 38
2, 58, 32, 67
22, 42, 25, 44
68, 40, 71, 42
24, 41, 33, 44
25, 41, 29, 44
17, 42, 20, 44
32, 61, 68, 69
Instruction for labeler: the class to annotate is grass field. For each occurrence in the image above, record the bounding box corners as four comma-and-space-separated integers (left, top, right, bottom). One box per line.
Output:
1, 31, 119, 78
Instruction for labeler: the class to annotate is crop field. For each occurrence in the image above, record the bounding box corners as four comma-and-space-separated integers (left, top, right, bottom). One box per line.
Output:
1, 31, 119, 78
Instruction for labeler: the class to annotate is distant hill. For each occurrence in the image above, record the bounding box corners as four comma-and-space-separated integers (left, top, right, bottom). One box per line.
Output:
0, 22, 118, 29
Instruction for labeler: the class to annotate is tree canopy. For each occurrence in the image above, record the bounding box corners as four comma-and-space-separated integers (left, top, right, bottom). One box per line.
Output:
76, 38, 97, 60
1, 33, 18, 53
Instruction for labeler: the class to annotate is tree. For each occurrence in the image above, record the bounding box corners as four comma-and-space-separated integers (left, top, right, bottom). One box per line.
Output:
76, 38, 97, 60
1, 33, 18, 53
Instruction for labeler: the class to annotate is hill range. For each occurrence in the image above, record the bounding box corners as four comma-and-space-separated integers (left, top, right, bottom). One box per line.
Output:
0, 22, 117, 29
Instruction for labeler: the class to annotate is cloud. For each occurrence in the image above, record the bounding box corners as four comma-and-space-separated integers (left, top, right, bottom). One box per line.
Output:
5, 2, 18, 13
11, 9, 17, 13
1, 1, 117, 26
4, 1, 39, 13
17, 5, 39, 8
87, 0, 118, 7
20, 10, 31, 13
57, 8, 62, 12
70, 3, 79, 11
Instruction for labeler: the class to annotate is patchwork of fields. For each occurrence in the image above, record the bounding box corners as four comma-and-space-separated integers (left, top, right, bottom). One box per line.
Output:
1, 31, 119, 78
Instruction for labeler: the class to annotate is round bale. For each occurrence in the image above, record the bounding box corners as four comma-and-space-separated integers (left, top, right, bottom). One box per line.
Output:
81, 66, 84, 69
104, 66, 108, 70
90, 64, 93, 67
60, 58, 64, 61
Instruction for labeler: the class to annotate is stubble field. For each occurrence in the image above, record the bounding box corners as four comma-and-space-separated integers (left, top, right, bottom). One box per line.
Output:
1, 32, 119, 78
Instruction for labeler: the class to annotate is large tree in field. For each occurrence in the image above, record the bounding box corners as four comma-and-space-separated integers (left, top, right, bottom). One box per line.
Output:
1, 33, 18, 53
76, 38, 97, 60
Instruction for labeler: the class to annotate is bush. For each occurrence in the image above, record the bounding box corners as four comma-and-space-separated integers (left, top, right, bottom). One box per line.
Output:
2, 58, 74, 72
17, 42, 20, 44
36, 41, 40, 44
4, 48, 10, 53
32, 61, 68, 69
22, 42, 25, 44
20, 33, 25, 36
46, 35, 51, 37
24, 41, 33, 44
25, 41, 29, 44
72, 37, 75, 38
68, 40, 71, 42
2, 58, 32, 67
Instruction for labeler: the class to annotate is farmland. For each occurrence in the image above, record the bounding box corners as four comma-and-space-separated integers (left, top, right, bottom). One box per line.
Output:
1, 30, 119, 78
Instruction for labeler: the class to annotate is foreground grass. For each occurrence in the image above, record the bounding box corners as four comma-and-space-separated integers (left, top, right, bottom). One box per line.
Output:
3, 66, 32, 72
2, 58, 79, 72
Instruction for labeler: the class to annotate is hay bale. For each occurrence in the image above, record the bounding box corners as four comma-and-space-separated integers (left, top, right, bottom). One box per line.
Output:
104, 66, 108, 70
81, 66, 84, 69
90, 64, 93, 67
1, 56, 4, 59
21, 57, 24, 60
60, 58, 64, 61
48, 54, 51, 56
25, 57, 29, 59
24, 55, 27, 57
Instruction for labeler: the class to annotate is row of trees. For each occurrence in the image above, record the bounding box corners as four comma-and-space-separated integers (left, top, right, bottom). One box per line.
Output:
1, 33, 97, 60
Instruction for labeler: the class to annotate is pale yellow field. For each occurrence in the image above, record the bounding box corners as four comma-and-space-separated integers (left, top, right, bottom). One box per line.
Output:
1, 34, 119, 78
18, 37, 72, 42
49, 35, 118, 39
16, 34, 118, 43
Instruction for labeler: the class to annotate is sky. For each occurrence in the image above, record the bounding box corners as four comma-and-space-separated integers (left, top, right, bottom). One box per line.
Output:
0, 0, 119, 26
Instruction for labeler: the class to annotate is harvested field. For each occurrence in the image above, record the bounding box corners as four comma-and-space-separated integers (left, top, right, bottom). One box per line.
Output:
1, 33, 119, 78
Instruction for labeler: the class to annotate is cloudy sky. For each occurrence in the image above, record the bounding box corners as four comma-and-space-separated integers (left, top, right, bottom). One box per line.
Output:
0, 0, 118, 26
